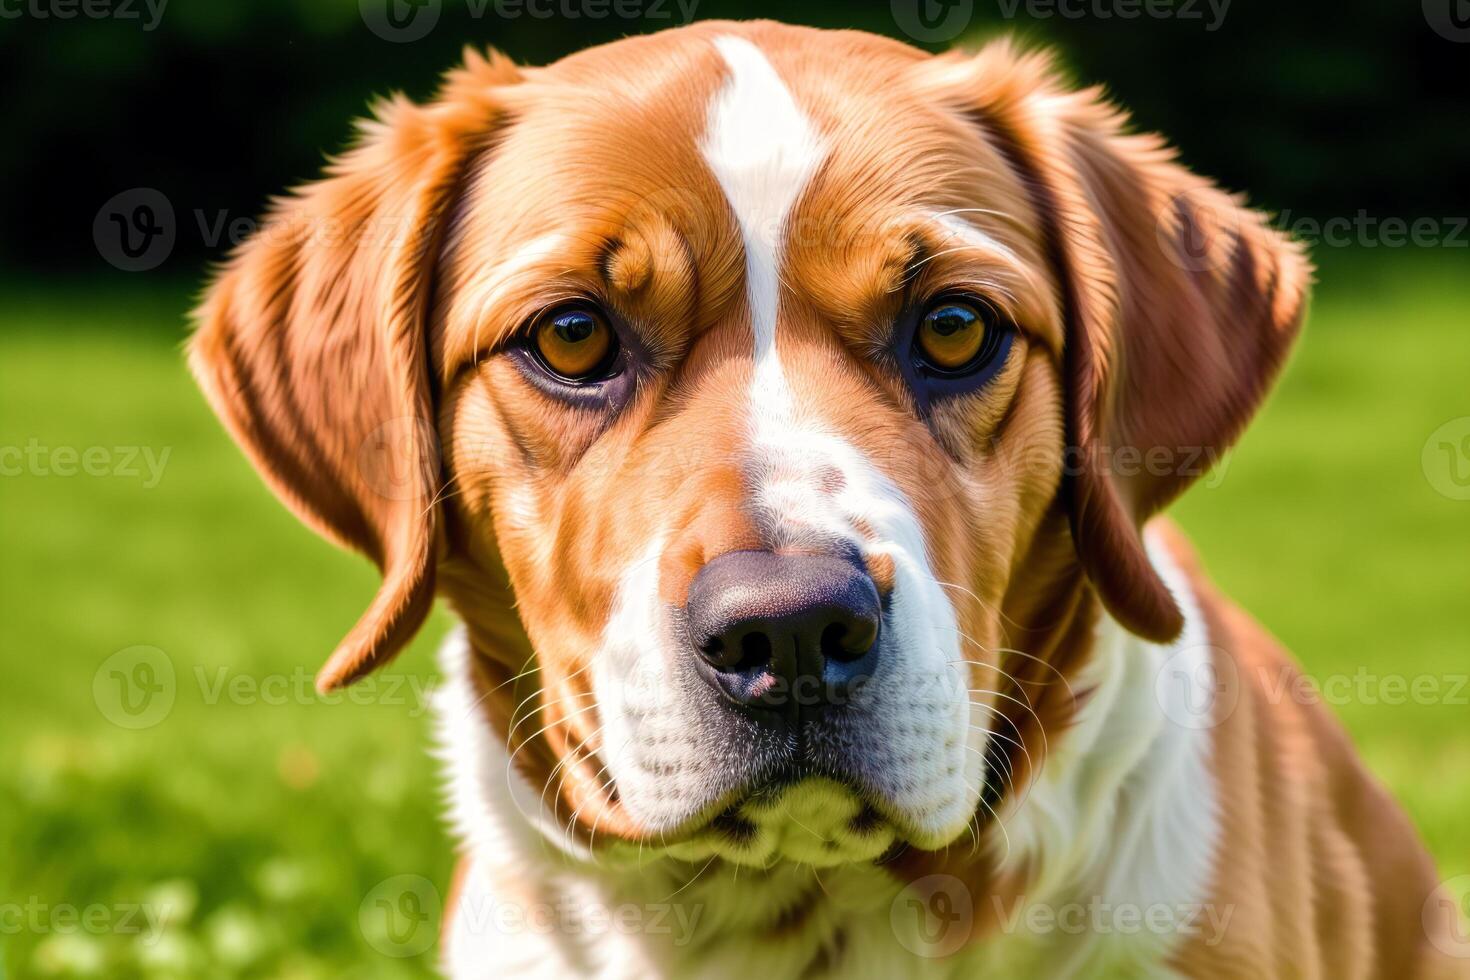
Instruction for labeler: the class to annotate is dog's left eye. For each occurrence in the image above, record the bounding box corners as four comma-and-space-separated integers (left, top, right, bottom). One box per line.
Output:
531, 305, 619, 382
913, 299, 1004, 376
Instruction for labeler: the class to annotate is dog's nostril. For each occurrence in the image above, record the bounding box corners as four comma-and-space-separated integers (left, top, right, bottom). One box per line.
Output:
820, 623, 845, 663
738, 632, 773, 670
699, 637, 728, 667
699, 631, 775, 671
821, 620, 876, 664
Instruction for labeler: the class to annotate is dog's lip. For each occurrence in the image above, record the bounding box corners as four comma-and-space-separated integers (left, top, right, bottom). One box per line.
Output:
640, 768, 943, 850
568, 755, 979, 857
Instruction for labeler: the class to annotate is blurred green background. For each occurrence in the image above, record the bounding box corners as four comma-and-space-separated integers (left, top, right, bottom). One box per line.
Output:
2, 1, 1467, 977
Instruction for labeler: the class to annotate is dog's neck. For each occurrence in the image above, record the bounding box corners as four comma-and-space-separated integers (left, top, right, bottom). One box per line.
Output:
434, 526, 1220, 978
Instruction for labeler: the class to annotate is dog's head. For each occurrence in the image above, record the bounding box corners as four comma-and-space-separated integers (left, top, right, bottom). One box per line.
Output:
191, 22, 1307, 864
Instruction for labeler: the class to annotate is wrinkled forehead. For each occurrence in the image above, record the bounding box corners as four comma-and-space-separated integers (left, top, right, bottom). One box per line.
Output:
436, 25, 1053, 373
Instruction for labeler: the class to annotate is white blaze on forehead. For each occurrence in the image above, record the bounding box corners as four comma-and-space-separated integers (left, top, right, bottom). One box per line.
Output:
701, 34, 827, 412
695, 37, 982, 841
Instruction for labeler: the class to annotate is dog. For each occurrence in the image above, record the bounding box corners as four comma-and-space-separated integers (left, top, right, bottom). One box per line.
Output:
189, 20, 1467, 979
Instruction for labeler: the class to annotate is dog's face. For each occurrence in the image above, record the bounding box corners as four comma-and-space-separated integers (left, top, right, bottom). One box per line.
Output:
434, 29, 1066, 859
191, 22, 1307, 865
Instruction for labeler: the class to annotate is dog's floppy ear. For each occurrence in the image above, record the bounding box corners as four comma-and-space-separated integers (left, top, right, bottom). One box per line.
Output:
190, 50, 521, 691
926, 44, 1311, 641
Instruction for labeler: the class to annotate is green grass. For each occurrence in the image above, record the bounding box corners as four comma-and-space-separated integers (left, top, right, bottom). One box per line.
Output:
2, 252, 1467, 976
1169, 250, 1470, 867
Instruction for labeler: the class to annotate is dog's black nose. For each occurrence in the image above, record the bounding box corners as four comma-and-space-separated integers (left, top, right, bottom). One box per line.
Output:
684, 550, 881, 710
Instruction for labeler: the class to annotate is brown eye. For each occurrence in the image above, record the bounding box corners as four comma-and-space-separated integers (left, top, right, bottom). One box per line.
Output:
533, 306, 617, 381
915, 300, 992, 373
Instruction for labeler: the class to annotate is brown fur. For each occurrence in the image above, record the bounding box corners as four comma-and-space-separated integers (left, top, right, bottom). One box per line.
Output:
190, 22, 1459, 976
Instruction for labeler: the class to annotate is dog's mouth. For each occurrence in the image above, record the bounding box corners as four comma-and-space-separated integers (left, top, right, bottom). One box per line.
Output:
562, 772, 908, 869
550, 743, 973, 867
663, 777, 902, 867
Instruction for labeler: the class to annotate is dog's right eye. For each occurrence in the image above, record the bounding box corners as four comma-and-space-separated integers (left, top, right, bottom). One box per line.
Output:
531, 305, 620, 382
915, 300, 991, 371
912, 297, 1009, 379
